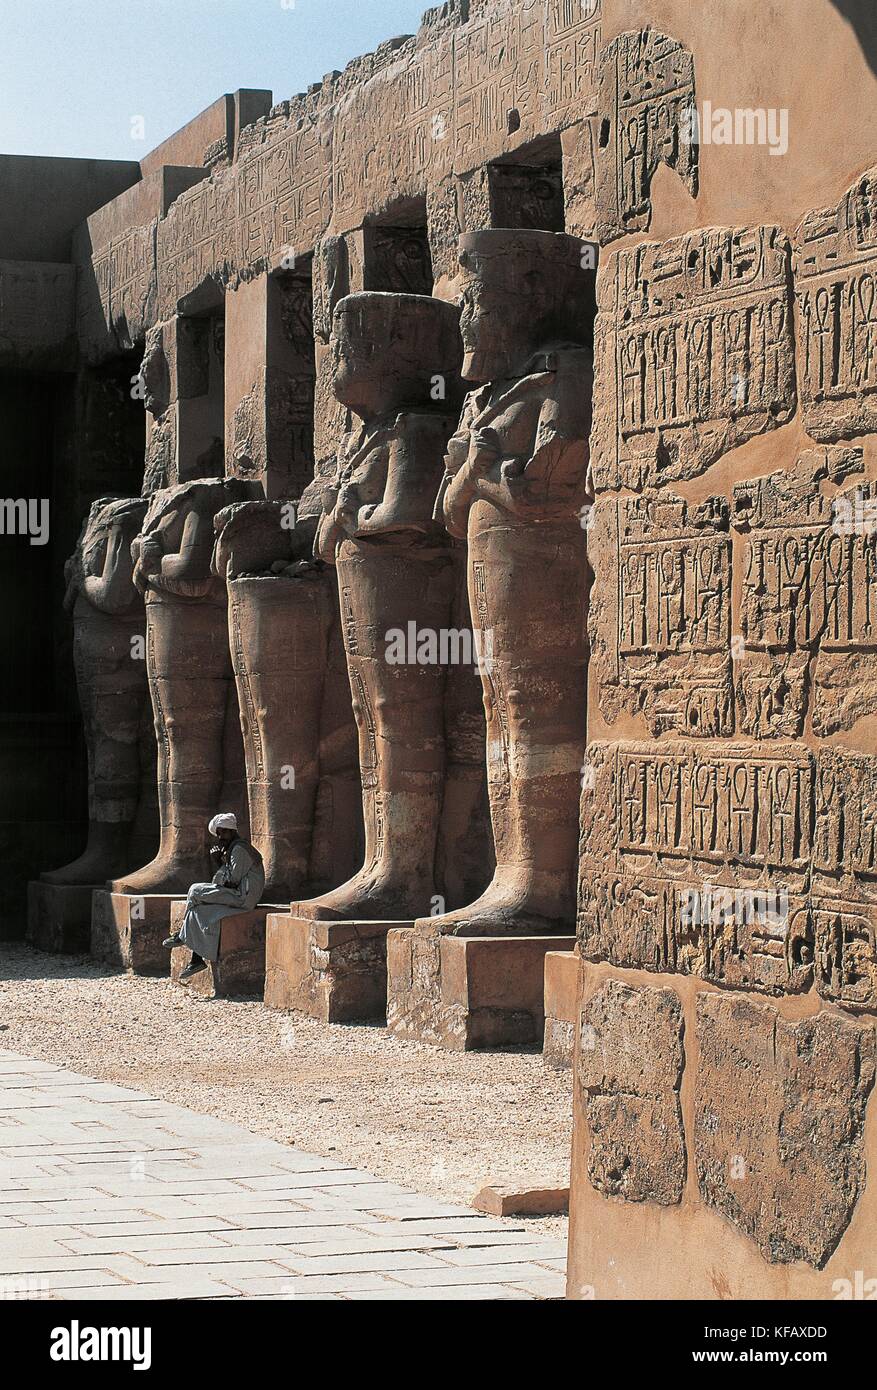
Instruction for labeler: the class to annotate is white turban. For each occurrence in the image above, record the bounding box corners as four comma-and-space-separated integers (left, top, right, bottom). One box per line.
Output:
208, 812, 237, 835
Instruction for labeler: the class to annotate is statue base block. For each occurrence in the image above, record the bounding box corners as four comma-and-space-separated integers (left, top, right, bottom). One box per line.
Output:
90, 890, 183, 974
386, 923, 574, 1050
25, 882, 98, 953
168, 902, 273, 998
543, 947, 580, 1069
264, 914, 412, 1023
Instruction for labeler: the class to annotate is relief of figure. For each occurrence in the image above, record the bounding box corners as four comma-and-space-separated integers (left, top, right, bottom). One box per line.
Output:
427, 229, 595, 935
111, 476, 259, 895
41, 496, 157, 886
291, 291, 490, 922
210, 495, 362, 901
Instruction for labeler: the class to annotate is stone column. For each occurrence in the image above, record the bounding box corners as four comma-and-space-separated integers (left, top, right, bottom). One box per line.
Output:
386, 229, 596, 1048
29, 496, 158, 952
107, 476, 257, 899
212, 497, 361, 902
264, 291, 491, 1023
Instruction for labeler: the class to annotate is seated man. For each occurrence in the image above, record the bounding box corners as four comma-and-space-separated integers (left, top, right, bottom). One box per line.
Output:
164, 813, 265, 980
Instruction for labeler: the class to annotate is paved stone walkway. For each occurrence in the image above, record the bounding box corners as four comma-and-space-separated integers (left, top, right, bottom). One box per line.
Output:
0, 1049, 566, 1301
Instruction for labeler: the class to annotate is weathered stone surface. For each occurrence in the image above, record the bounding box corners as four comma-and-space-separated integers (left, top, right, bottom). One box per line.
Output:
25, 882, 95, 954
578, 980, 685, 1206
695, 992, 876, 1268
141, 1, 606, 338
387, 924, 572, 1050
90, 890, 184, 974
593, 27, 697, 245
112, 478, 257, 895
794, 165, 877, 443
264, 913, 403, 1023
542, 947, 579, 1069
472, 1181, 569, 1217
416, 229, 594, 943
293, 290, 490, 924
0, 259, 76, 370
4, 0, 875, 1307
578, 734, 877, 1009
40, 497, 157, 886
592, 225, 797, 490
169, 901, 268, 998
212, 499, 361, 901
589, 491, 732, 737
732, 449, 877, 739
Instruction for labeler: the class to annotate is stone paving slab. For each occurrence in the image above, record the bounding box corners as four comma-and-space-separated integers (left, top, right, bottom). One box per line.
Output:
0, 1048, 566, 1301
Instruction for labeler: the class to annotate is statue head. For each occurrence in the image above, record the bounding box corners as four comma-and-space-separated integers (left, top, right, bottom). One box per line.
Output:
64, 495, 148, 610
330, 292, 462, 420
457, 230, 595, 383
211, 498, 315, 579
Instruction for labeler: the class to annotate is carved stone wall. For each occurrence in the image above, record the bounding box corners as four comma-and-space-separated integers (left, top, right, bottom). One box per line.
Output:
569, 0, 877, 1303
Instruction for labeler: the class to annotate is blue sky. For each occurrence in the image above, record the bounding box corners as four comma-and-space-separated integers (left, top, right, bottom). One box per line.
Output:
1, 0, 431, 160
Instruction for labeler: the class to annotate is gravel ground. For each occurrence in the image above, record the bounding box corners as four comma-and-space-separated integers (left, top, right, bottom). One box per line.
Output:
0, 943, 571, 1240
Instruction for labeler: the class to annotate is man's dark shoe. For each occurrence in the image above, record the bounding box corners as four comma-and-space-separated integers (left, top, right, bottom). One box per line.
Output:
162, 934, 182, 949
179, 959, 206, 981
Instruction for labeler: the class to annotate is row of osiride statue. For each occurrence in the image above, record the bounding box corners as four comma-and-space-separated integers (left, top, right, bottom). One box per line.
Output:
42, 229, 596, 943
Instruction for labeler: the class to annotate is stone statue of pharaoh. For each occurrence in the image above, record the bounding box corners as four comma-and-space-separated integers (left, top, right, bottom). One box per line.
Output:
112, 476, 258, 895
428, 229, 595, 936
292, 291, 490, 922
211, 496, 362, 901
42, 496, 157, 885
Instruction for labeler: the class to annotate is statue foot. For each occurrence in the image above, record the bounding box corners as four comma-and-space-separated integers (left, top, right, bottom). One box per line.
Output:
291, 869, 436, 923
110, 855, 205, 896
40, 836, 132, 886
41, 856, 121, 887
416, 873, 575, 937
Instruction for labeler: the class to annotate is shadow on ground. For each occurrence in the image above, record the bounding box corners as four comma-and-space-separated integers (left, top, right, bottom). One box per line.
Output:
0, 941, 121, 984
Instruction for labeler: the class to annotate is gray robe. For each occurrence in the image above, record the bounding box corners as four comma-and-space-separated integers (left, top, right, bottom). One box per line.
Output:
178, 837, 266, 962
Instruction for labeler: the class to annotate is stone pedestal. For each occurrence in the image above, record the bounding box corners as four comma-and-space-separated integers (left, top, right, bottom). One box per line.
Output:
386, 923, 574, 1050
90, 890, 182, 974
25, 881, 97, 953
264, 913, 410, 1023
568, 962, 877, 1300
543, 947, 579, 1069
169, 901, 272, 998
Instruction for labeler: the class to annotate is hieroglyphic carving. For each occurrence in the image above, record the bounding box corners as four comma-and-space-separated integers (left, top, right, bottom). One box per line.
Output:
613, 742, 812, 884
594, 28, 697, 245
157, 116, 328, 314
795, 166, 877, 441
582, 873, 813, 996
363, 225, 434, 295
813, 747, 877, 895
579, 738, 877, 1005
79, 222, 156, 352
695, 993, 875, 1267
487, 161, 565, 234
332, 37, 454, 224
543, 0, 602, 128
589, 492, 732, 737
454, 0, 544, 153
592, 226, 797, 490
732, 455, 877, 736
811, 898, 877, 1012
578, 980, 685, 1206
82, 4, 605, 331
332, 1, 603, 226
578, 739, 816, 995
